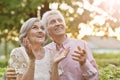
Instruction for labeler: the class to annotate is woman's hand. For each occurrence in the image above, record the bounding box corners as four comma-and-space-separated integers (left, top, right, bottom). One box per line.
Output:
23, 37, 35, 60
53, 47, 70, 64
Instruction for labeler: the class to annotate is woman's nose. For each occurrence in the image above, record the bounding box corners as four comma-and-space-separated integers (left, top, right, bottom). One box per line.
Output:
38, 28, 43, 32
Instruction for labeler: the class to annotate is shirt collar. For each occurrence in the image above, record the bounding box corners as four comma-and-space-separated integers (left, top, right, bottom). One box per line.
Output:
53, 35, 70, 51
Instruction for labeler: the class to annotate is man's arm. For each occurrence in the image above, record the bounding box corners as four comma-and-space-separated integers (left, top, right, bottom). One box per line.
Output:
80, 59, 98, 80
6, 62, 35, 80
72, 46, 99, 80
6, 67, 17, 80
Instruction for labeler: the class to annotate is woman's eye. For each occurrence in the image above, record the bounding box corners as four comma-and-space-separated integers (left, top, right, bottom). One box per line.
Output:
41, 26, 45, 30
32, 25, 38, 29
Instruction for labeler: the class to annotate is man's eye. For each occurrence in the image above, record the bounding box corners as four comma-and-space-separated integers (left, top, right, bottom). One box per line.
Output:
49, 20, 55, 25
58, 19, 62, 22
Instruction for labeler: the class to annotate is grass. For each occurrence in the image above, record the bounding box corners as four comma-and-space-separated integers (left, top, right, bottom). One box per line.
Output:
93, 53, 120, 67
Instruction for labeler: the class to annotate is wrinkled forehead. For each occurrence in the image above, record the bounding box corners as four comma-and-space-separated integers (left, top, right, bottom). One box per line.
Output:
47, 14, 62, 22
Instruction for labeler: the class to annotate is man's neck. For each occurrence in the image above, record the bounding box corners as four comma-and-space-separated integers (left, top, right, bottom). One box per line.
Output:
53, 34, 67, 45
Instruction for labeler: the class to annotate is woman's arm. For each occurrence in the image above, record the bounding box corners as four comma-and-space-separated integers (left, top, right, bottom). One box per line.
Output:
51, 47, 70, 80
51, 63, 60, 80
21, 60, 35, 80
16, 74, 23, 80
21, 38, 36, 80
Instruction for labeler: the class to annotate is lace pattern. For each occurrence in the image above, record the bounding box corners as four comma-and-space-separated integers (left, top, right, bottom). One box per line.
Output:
8, 47, 63, 80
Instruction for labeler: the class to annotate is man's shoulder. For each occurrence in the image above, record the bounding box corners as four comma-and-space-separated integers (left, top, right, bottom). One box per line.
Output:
70, 38, 86, 43
44, 42, 55, 50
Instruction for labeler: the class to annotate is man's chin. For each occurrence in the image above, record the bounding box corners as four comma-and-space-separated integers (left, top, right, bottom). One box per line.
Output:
56, 33, 66, 36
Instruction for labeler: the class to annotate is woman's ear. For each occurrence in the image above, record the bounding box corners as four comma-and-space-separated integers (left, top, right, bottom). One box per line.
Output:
23, 37, 28, 44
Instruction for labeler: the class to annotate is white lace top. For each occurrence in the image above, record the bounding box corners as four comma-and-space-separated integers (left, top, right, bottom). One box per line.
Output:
8, 47, 54, 80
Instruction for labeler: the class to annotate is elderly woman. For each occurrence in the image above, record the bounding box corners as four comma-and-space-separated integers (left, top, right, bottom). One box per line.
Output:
7, 18, 70, 80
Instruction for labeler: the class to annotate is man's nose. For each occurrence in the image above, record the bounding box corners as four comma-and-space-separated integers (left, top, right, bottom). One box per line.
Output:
55, 20, 60, 24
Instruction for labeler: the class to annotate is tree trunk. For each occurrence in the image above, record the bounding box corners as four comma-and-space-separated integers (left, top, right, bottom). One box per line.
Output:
4, 39, 8, 58
41, 2, 50, 18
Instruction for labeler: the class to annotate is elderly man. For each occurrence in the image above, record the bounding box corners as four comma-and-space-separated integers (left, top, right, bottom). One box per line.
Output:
42, 10, 99, 80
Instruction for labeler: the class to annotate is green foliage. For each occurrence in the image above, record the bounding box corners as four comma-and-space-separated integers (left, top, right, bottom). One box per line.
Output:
1, 0, 120, 57
0, 0, 47, 42
94, 53, 120, 79
0, 67, 6, 79
0, 0, 46, 57
93, 53, 120, 67
0, 59, 8, 79
0, 58, 8, 68
0, 40, 19, 58
99, 64, 120, 80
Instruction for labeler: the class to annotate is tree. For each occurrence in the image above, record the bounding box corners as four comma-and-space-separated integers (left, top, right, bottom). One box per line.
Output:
0, 0, 120, 58
0, 0, 48, 57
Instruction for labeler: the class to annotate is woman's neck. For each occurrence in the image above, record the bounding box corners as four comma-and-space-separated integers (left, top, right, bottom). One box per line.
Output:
31, 43, 45, 60
31, 43, 43, 52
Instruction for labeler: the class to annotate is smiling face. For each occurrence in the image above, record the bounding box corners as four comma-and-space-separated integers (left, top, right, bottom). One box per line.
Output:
27, 21, 46, 45
46, 14, 66, 38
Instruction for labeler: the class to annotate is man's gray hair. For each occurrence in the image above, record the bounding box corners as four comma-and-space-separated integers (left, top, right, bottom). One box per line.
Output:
42, 10, 66, 28
19, 18, 40, 46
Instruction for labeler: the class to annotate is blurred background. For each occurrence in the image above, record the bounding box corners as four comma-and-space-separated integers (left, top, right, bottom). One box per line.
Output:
0, 0, 120, 79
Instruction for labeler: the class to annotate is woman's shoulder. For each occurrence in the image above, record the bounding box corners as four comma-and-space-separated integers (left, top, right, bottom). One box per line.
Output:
9, 46, 28, 74
12, 46, 24, 50
10, 46, 25, 56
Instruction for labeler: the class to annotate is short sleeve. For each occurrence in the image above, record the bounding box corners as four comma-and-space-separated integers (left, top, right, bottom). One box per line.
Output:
8, 47, 28, 74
